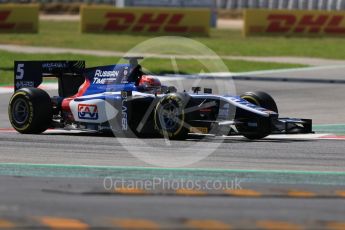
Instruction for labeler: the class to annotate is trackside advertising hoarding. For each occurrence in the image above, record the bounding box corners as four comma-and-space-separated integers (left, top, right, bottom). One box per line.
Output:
244, 9, 345, 37
80, 6, 210, 36
0, 4, 38, 33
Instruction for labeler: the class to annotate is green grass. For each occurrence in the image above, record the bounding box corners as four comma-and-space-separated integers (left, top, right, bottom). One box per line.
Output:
0, 21, 344, 59
0, 50, 304, 84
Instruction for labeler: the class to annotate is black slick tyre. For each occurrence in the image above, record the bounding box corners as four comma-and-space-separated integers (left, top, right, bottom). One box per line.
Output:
8, 87, 52, 134
238, 91, 278, 140
154, 93, 190, 140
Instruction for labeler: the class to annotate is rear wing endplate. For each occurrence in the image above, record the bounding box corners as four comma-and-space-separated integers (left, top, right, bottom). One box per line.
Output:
14, 61, 85, 97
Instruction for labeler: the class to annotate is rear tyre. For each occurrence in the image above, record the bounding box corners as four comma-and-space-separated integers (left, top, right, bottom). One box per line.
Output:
154, 93, 190, 140
237, 91, 277, 140
8, 88, 53, 134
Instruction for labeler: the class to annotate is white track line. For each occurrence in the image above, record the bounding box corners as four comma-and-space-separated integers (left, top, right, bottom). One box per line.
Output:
0, 83, 58, 94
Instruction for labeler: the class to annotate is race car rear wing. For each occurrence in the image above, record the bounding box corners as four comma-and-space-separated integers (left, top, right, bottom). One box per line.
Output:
14, 61, 85, 97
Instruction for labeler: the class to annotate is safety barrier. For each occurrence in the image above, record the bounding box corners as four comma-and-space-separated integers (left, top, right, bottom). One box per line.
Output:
217, 0, 345, 10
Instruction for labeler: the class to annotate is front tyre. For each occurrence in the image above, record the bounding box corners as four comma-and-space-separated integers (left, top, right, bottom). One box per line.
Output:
238, 118, 272, 140
237, 91, 278, 140
240, 91, 278, 113
8, 88, 52, 134
154, 93, 190, 140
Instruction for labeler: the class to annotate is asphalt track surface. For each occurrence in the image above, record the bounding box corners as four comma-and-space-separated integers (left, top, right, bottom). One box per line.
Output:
0, 67, 345, 229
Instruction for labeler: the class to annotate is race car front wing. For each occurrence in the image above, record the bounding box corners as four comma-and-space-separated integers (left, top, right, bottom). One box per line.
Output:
190, 118, 313, 136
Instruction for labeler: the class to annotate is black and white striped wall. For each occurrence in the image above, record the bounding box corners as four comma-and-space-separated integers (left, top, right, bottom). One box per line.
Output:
216, 0, 345, 10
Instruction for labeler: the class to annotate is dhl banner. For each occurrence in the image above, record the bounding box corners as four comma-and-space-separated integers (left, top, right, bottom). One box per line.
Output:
244, 9, 345, 37
0, 4, 38, 33
81, 6, 210, 36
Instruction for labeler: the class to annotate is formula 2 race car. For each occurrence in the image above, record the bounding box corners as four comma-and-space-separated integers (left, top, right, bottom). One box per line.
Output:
8, 57, 312, 140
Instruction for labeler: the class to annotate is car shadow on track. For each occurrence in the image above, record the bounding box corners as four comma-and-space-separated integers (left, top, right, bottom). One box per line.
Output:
42, 131, 316, 144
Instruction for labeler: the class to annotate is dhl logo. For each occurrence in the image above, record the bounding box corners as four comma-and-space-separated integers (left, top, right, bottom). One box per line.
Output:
103, 12, 203, 33
266, 14, 345, 34
81, 7, 209, 35
105, 12, 184, 32
0, 11, 15, 30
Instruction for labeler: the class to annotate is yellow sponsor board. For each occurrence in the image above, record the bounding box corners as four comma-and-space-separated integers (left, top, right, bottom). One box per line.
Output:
244, 9, 345, 37
81, 6, 210, 36
0, 4, 38, 33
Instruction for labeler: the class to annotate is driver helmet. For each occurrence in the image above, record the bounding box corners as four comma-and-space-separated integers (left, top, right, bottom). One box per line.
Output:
138, 75, 162, 93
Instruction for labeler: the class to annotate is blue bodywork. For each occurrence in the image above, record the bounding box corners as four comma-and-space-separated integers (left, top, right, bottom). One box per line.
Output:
82, 64, 138, 96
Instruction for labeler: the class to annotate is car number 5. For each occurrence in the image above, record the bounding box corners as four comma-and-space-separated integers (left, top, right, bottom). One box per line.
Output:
16, 64, 24, 80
